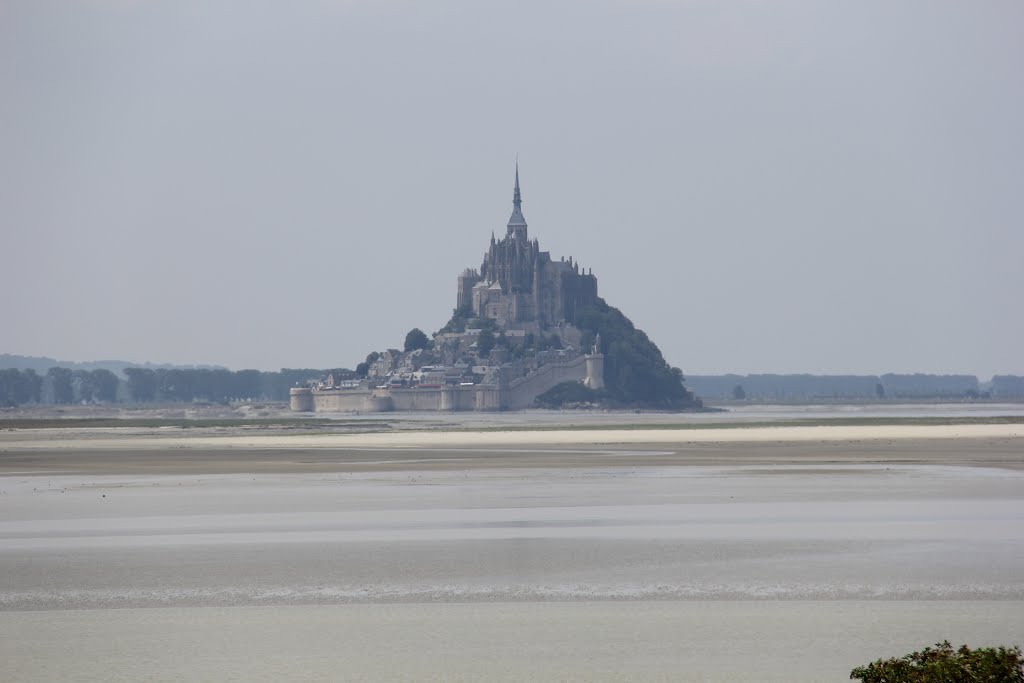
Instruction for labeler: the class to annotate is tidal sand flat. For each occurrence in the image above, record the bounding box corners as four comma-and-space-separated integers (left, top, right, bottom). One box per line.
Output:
5, 602, 1023, 682
1, 422, 1022, 680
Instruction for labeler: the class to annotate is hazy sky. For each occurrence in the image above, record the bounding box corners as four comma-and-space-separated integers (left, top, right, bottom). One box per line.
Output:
2, 1, 1022, 378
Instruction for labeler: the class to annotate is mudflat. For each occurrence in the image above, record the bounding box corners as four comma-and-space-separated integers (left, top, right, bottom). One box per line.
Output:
5, 602, 1024, 682
2, 428, 1023, 475
2, 419, 1023, 681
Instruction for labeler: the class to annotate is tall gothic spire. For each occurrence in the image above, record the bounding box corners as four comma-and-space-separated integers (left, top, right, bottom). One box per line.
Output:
507, 159, 528, 238
514, 161, 522, 207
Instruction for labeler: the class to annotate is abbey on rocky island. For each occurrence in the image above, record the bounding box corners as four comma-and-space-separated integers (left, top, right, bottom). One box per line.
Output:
291, 165, 605, 413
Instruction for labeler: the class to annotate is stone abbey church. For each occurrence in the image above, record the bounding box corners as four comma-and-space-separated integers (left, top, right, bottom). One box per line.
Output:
457, 165, 599, 332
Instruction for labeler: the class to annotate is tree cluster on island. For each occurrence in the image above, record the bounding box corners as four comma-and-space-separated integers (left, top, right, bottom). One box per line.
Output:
536, 300, 702, 410
570, 298, 700, 410
355, 297, 703, 411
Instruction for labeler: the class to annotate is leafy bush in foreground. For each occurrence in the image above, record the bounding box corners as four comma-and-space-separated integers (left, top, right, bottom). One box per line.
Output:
850, 641, 1023, 682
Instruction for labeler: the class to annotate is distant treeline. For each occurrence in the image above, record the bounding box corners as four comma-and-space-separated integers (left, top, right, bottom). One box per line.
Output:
687, 373, 1024, 401
5, 365, 1023, 407
0, 353, 226, 375
0, 367, 352, 407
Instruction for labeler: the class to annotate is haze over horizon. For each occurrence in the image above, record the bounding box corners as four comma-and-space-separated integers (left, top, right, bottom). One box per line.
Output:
2, 1, 1021, 378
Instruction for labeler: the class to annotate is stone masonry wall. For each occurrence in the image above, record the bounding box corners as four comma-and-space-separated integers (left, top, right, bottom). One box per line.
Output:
308, 355, 597, 412
507, 355, 589, 409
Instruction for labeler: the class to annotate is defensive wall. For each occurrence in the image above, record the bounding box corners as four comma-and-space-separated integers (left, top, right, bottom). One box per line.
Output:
506, 354, 601, 409
291, 354, 602, 413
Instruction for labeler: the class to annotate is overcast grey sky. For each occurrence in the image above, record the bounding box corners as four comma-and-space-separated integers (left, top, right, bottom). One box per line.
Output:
2, 1, 1021, 377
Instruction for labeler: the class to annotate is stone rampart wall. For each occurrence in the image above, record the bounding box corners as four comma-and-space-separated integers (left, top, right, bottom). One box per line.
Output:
390, 388, 445, 411
308, 356, 595, 412
313, 390, 371, 412
507, 355, 588, 409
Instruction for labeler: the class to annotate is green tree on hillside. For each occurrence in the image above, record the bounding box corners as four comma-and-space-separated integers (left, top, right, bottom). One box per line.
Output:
477, 328, 496, 358
356, 351, 381, 378
404, 328, 431, 352
437, 304, 475, 334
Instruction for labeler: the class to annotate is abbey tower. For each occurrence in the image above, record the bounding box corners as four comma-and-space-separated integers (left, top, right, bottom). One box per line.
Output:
456, 165, 599, 332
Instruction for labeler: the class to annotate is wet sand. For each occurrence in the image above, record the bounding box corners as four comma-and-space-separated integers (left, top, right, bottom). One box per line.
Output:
4, 602, 1023, 682
2, 432, 1023, 475
2, 424, 1023, 680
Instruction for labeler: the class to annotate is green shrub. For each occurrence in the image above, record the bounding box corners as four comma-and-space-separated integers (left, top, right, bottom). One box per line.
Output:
850, 641, 1024, 682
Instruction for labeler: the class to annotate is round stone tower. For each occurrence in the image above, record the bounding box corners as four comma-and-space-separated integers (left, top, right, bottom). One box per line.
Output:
289, 386, 314, 412
584, 353, 605, 390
